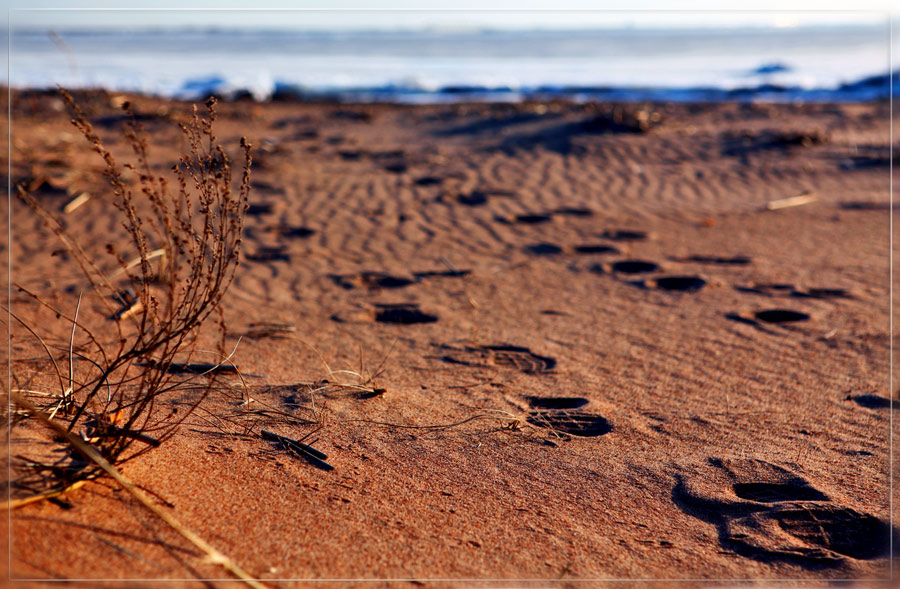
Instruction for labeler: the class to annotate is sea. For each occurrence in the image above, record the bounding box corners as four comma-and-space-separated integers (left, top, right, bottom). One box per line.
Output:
5, 25, 897, 103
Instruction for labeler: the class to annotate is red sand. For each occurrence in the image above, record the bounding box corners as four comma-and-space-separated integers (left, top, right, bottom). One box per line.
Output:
1, 92, 894, 586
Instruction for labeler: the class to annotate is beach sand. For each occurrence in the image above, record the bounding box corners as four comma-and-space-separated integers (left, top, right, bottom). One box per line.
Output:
1, 91, 894, 585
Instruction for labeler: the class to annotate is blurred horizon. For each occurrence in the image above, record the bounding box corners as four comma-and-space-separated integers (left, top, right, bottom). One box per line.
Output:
3, 4, 895, 103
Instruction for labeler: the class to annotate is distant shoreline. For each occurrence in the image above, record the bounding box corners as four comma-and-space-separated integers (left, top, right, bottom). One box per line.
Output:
6, 24, 890, 103
5, 70, 898, 105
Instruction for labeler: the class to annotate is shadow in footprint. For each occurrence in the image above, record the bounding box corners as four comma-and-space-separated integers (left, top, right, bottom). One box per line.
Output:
526, 396, 589, 410
574, 244, 619, 254
848, 394, 892, 409
679, 255, 751, 266
413, 269, 471, 279
732, 482, 829, 503
738, 284, 850, 301
246, 247, 290, 262
525, 243, 563, 255
330, 272, 417, 290
515, 214, 553, 225
735, 283, 797, 296
609, 260, 660, 274
724, 313, 780, 334
601, 230, 650, 241
839, 201, 893, 210
651, 276, 707, 293
272, 225, 316, 239
374, 304, 438, 325
792, 288, 852, 300
553, 207, 594, 217
246, 202, 275, 216
414, 176, 443, 186
458, 192, 488, 206
755, 309, 810, 323
527, 411, 611, 437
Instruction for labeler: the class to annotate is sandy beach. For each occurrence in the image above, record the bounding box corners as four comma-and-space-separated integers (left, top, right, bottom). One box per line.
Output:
2, 90, 895, 585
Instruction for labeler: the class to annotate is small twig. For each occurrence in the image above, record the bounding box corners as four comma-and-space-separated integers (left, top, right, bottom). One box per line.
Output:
260, 429, 334, 471
765, 191, 817, 211
62, 192, 91, 214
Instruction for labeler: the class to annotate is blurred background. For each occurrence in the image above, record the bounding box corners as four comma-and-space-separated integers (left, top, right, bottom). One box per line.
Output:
1, 0, 898, 102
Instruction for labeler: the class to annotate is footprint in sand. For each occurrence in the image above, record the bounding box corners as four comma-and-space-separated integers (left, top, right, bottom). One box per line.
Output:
514, 213, 554, 225
268, 225, 316, 239
246, 225, 316, 240
735, 283, 796, 296
847, 394, 892, 409
735, 284, 853, 300
839, 200, 893, 210
507, 209, 596, 224
436, 344, 556, 374
332, 303, 438, 325
675, 255, 752, 266
573, 244, 620, 255
524, 395, 611, 437
725, 309, 811, 329
525, 396, 589, 410
245, 202, 275, 216
525, 243, 564, 255
330, 272, 418, 290
674, 457, 895, 566
645, 276, 708, 293
552, 207, 595, 217
456, 189, 516, 206
331, 270, 470, 289
412, 269, 471, 279
374, 304, 438, 324
245, 246, 290, 262
524, 243, 621, 256
792, 288, 853, 300
594, 260, 661, 274
413, 176, 443, 186
527, 410, 612, 437
600, 230, 652, 242
458, 192, 489, 206
593, 261, 708, 293
754, 309, 811, 323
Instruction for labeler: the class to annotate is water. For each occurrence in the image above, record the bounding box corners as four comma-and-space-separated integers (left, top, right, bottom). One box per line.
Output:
7, 25, 895, 102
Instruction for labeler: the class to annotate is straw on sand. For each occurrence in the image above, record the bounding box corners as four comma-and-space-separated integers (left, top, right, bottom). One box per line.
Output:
10, 392, 269, 589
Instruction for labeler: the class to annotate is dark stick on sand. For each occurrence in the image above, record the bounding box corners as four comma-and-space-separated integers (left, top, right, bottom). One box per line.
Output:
261, 429, 334, 471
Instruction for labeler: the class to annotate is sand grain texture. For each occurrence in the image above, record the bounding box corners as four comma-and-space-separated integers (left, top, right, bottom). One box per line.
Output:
3, 93, 894, 584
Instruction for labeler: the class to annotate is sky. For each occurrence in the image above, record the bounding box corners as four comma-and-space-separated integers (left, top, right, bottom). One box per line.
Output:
1, 0, 896, 31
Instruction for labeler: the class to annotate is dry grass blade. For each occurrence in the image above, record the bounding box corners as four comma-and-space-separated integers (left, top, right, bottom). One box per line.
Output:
2, 478, 94, 510
11, 392, 269, 589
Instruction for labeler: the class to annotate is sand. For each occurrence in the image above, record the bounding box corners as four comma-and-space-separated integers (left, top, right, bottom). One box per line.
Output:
1, 91, 895, 586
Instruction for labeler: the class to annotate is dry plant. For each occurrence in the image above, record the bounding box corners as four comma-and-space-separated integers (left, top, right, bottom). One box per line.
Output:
8, 89, 251, 503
